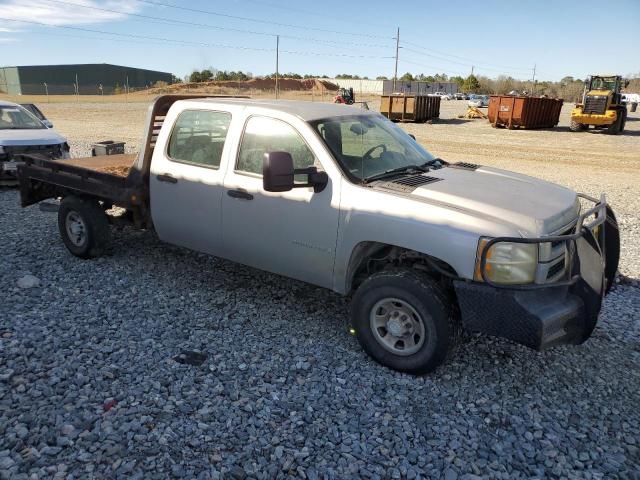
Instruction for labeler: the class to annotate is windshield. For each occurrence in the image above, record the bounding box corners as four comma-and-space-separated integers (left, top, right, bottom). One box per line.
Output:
590, 77, 617, 91
0, 105, 46, 130
311, 114, 436, 182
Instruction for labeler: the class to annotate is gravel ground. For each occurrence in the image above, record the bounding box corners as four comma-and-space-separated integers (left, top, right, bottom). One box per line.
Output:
1, 100, 639, 479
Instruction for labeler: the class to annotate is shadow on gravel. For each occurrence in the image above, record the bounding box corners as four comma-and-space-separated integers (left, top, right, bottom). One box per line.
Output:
553, 125, 640, 136
432, 118, 473, 125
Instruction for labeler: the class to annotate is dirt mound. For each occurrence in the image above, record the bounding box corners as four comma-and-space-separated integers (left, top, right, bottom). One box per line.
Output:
139, 78, 338, 95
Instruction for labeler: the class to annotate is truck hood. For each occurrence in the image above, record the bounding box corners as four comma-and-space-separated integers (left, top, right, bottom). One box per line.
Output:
378, 165, 579, 235
0, 128, 67, 146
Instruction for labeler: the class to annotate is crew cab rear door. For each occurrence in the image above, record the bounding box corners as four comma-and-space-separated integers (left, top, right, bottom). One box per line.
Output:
220, 112, 341, 289
150, 104, 240, 254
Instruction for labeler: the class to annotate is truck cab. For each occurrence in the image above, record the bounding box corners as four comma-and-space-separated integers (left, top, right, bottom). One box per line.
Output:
15, 96, 619, 374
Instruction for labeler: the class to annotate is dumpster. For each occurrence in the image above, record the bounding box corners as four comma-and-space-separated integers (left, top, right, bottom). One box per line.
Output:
488, 96, 563, 129
92, 140, 126, 156
380, 95, 440, 122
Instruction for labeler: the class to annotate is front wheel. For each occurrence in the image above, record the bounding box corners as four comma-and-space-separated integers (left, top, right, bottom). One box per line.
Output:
569, 120, 586, 131
58, 196, 111, 259
351, 269, 460, 374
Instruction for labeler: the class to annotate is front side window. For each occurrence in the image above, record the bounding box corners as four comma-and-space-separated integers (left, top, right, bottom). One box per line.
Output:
168, 110, 231, 168
312, 114, 436, 182
237, 116, 316, 175
0, 106, 46, 130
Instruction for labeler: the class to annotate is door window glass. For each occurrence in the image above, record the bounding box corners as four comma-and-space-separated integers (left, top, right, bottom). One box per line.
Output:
236, 116, 317, 175
168, 110, 231, 168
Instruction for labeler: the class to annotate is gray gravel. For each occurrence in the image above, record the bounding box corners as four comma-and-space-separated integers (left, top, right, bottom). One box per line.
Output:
1, 182, 640, 479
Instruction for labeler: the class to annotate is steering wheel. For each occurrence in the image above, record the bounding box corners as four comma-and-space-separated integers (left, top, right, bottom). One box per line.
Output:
363, 143, 387, 159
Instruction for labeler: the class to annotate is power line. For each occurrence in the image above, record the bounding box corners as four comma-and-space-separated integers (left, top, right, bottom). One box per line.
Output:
130, 0, 394, 40
399, 58, 469, 78
402, 40, 532, 73
0, 17, 393, 59
39, 0, 394, 50
401, 46, 532, 75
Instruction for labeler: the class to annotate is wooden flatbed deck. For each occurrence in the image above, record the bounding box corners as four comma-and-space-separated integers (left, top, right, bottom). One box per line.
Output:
64, 154, 137, 177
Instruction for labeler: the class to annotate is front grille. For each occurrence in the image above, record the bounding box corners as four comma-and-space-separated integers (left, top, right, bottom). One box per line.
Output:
583, 95, 607, 115
546, 258, 566, 279
3, 144, 63, 159
379, 174, 442, 193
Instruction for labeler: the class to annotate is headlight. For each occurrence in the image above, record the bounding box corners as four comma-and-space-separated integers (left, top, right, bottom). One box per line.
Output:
474, 238, 538, 284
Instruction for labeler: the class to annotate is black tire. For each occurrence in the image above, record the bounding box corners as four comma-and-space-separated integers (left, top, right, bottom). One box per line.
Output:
619, 107, 627, 133
607, 108, 624, 134
569, 120, 585, 132
351, 269, 460, 374
58, 196, 111, 259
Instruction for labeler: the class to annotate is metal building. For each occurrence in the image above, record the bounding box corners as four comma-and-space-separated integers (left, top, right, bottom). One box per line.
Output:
383, 80, 459, 95
0, 63, 173, 95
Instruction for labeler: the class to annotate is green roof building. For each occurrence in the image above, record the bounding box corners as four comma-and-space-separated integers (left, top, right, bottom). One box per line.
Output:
0, 63, 173, 95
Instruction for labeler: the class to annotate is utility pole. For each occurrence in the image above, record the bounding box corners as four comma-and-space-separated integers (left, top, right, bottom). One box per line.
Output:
126, 75, 129, 103
393, 27, 400, 92
75, 74, 79, 102
531, 64, 536, 95
471, 65, 474, 76
275, 35, 279, 100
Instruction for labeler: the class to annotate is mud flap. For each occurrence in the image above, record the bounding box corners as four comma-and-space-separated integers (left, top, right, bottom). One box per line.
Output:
603, 206, 620, 294
569, 228, 605, 344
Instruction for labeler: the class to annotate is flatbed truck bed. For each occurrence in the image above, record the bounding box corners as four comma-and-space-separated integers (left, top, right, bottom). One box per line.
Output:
64, 153, 136, 176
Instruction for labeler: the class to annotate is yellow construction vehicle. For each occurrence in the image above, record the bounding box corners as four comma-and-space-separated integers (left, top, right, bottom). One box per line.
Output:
570, 75, 628, 134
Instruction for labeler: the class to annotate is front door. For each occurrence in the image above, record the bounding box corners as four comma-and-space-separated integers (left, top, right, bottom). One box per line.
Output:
150, 108, 232, 254
221, 115, 340, 289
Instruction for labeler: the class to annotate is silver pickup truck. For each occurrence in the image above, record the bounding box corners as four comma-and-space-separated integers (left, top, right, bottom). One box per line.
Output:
16, 95, 620, 373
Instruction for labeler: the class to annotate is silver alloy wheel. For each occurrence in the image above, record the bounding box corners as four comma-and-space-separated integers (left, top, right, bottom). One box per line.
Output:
369, 297, 426, 356
65, 211, 87, 247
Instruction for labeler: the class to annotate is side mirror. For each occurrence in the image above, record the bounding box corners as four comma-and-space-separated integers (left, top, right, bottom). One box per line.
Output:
43, 120, 53, 128
408, 133, 416, 140
263, 151, 294, 192
263, 151, 328, 193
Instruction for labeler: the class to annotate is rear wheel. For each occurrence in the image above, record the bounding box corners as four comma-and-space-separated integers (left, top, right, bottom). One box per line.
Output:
351, 269, 460, 374
58, 196, 111, 258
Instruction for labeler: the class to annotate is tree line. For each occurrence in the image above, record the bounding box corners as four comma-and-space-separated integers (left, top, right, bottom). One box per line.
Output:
179, 68, 640, 100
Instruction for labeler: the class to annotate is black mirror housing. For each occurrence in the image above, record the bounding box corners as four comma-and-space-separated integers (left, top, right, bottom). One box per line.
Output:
263, 151, 294, 192
263, 151, 329, 193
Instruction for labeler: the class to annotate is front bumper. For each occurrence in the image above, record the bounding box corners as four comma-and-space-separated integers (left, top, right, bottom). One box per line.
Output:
571, 107, 617, 125
1, 147, 70, 182
454, 194, 611, 350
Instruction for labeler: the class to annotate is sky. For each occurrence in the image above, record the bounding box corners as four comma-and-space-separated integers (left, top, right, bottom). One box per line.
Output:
0, 0, 639, 82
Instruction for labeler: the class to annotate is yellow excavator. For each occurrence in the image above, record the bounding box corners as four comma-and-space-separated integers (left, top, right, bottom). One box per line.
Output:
570, 75, 628, 134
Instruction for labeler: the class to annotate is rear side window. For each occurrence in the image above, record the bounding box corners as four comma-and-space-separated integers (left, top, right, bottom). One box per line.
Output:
168, 110, 231, 168
236, 116, 316, 175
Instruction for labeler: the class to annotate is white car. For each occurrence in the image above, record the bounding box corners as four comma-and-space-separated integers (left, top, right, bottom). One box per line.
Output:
468, 94, 490, 108
0, 100, 70, 184
430, 91, 452, 100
